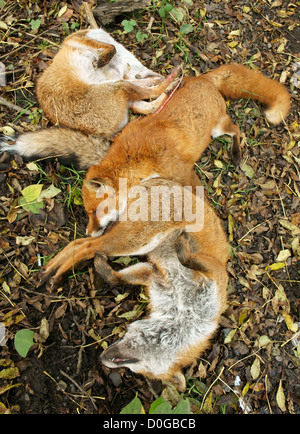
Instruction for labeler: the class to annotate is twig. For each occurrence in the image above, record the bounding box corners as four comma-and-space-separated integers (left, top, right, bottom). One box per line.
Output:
238, 219, 271, 242
60, 370, 98, 412
0, 96, 31, 115
83, 2, 98, 29
200, 366, 224, 410
44, 370, 86, 410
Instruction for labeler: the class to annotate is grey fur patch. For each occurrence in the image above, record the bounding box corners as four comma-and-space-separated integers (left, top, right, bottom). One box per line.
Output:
101, 241, 220, 377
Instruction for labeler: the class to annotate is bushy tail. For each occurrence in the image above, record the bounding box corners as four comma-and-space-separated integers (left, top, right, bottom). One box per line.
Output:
0, 127, 110, 170
205, 63, 291, 125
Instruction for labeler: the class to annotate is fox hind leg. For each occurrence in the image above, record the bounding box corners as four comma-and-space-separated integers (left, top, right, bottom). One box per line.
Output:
94, 253, 153, 286
211, 116, 241, 165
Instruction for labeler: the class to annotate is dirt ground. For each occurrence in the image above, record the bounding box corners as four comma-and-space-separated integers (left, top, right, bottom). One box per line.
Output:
0, 0, 299, 414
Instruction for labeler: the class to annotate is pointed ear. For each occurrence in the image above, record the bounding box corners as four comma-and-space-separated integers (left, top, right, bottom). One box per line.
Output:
84, 178, 104, 192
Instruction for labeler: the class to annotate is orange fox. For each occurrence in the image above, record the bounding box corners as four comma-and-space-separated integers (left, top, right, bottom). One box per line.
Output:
0, 28, 180, 169
96, 225, 227, 391
36, 63, 290, 285
35, 29, 180, 134
37, 177, 228, 389
82, 63, 290, 238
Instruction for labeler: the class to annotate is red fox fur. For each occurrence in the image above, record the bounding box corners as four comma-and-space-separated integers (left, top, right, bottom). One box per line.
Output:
37, 177, 228, 389
1, 61, 290, 170
37, 63, 290, 284
35, 29, 180, 136
0, 28, 180, 169
35, 63, 290, 387
81, 63, 290, 237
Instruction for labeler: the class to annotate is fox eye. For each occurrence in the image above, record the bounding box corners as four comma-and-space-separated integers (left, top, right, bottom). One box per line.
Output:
93, 210, 97, 216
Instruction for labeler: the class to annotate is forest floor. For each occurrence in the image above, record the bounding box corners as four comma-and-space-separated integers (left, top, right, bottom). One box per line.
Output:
0, 0, 299, 414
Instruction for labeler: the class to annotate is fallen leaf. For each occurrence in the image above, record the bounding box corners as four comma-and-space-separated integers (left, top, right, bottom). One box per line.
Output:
241, 162, 255, 179
0, 125, 15, 135
39, 318, 50, 342
282, 311, 298, 332
276, 380, 286, 412
21, 184, 43, 203
0, 366, 20, 380
250, 357, 260, 380
279, 219, 300, 235
54, 303, 67, 319
255, 335, 272, 348
16, 236, 35, 246
276, 249, 291, 262
117, 310, 139, 320
38, 184, 61, 201
265, 262, 286, 271
224, 328, 237, 344
228, 41, 239, 49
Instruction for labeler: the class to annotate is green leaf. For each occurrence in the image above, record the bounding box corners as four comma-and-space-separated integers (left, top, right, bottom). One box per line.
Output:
171, 398, 191, 414
14, 329, 34, 358
170, 7, 186, 23
158, 6, 166, 18
150, 401, 172, 414
136, 30, 148, 43
21, 184, 43, 202
38, 184, 61, 200
120, 395, 145, 414
180, 24, 194, 35
122, 19, 137, 33
19, 196, 43, 214
149, 397, 165, 414
30, 19, 41, 31
158, 4, 173, 18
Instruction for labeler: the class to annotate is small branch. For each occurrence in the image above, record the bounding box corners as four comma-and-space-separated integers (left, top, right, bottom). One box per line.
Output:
60, 369, 98, 412
0, 96, 31, 115
83, 1, 98, 29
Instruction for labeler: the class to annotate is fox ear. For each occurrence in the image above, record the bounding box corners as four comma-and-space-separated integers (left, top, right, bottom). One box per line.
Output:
84, 178, 103, 192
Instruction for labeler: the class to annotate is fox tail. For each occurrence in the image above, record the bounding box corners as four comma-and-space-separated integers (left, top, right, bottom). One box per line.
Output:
205, 63, 291, 125
0, 127, 110, 170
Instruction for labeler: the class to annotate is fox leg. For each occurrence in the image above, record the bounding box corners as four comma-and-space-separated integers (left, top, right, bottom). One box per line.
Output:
37, 220, 173, 288
120, 66, 181, 102
94, 253, 153, 286
211, 116, 241, 165
66, 32, 117, 67
130, 93, 168, 115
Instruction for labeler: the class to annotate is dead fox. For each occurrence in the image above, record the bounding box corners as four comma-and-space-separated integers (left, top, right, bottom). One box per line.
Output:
96, 228, 227, 390
36, 63, 290, 284
82, 63, 290, 237
37, 177, 228, 388
0, 28, 180, 169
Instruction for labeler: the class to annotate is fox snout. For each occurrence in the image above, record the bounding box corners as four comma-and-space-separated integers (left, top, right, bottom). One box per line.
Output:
100, 343, 139, 368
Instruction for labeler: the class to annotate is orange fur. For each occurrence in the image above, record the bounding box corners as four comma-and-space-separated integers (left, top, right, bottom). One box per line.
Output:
36, 30, 180, 136
82, 64, 290, 236
38, 63, 290, 284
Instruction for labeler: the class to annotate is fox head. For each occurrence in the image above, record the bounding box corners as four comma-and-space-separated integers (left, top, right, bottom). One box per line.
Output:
82, 161, 164, 237
100, 319, 187, 391
82, 176, 120, 237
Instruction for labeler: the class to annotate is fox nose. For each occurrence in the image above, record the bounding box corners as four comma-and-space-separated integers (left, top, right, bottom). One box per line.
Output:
100, 344, 138, 366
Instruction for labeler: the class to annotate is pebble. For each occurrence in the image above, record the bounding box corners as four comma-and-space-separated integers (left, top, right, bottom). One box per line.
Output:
109, 372, 122, 387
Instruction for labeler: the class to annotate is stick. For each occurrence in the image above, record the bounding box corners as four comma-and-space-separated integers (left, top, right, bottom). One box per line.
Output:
83, 1, 98, 29
0, 96, 31, 115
